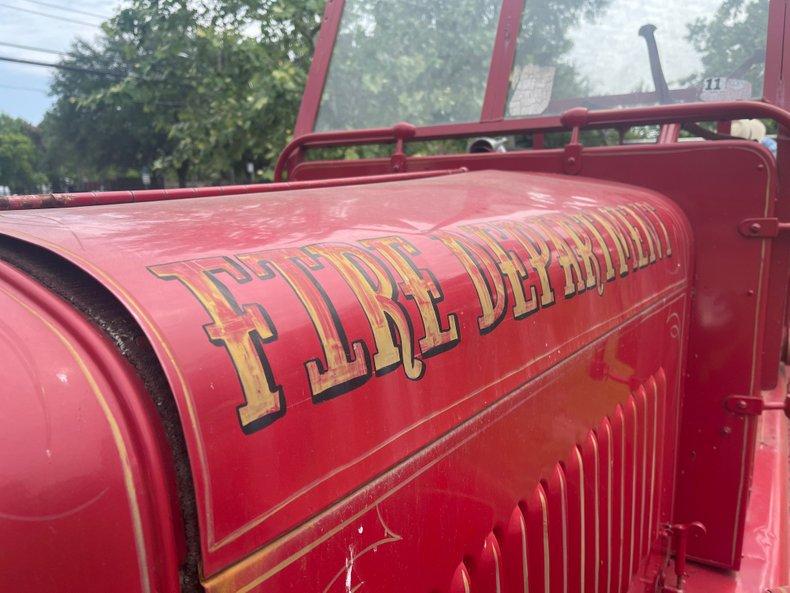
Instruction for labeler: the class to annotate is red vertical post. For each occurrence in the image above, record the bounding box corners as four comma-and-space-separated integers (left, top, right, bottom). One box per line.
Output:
759, 1, 790, 386
293, 0, 347, 137
763, 0, 788, 107
480, 0, 526, 122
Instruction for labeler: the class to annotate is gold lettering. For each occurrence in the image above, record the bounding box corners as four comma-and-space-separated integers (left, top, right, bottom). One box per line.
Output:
434, 230, 507, 333
555, 215, 602, 294
361, 236, 459, 356
574, 213, 616, 284
238, 249, 370, 400
502, 220, 556, 308
532, 217, 586, 298
148, 258, 283, 432
621, 205, 657, 263
638, 203, 673, 257
588, 211, 631, 277
464, 224, 538, 319
307, 243, 423, 379
607, 207, 648, 270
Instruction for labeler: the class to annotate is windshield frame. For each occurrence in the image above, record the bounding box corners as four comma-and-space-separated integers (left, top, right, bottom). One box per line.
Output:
295, 0, 789, 137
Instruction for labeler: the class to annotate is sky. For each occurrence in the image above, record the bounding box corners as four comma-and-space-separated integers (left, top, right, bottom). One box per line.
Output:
0, 0, 120, 124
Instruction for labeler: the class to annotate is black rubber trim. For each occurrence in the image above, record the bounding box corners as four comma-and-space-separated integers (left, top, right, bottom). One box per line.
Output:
0, 235, 201, 593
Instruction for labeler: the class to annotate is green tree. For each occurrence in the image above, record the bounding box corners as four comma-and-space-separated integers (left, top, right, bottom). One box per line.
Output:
686, 0, 769, 93
316, 0, 610, 130
0, 114, 47, 194
508, 0, 611, 108
45, 0, 323, 186
317, 0, 503, 130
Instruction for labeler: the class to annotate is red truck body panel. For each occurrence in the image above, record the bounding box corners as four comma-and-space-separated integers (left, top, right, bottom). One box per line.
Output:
0, 169, 691, 587
288, 138, 783, 570
2, 1, 790, 590
0, 260, 183, 593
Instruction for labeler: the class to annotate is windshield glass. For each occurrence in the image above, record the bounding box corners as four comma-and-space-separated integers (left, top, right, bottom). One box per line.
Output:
314, 0, 770, 130
507, 0, 769, 117
315, 0, 503, 131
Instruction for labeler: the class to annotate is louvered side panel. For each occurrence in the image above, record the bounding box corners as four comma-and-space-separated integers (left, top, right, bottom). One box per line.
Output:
564, 448, 584, 593
634, 386, 649, 563
610, 405, 627, 593
545, 466, 569, 593
596, 419, 614, 593
445, 371, 670, 593
525, 485, 550, 593
622, 396, 638, 591
642, 381, 658, 558
581, 433, 600, 593
470, 532, 503, 593
449, 563, 472, 593
652, 370, 669, 541
502, 506, 529, 593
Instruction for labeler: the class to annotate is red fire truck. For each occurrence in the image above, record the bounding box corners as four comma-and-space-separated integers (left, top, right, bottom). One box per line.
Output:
1, 1, 788, 592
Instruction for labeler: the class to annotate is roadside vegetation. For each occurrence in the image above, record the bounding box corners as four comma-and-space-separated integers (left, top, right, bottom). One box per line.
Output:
2, 0, 323, 191
0, 0, 769, 193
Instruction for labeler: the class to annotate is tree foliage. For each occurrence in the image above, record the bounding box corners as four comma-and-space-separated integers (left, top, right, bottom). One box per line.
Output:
317, 0, 503, 130
11, 0, 774, 188
317, 0, 611, 130
0, 114, 47, 194
46, 0, 323, 186
509, 0, 611, 103
687, 0, 769, 91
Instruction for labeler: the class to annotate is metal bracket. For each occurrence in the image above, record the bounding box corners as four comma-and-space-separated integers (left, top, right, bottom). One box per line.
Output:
738, 217, 790, 238
563, 142, 583, 175
724, 394, 790, 418
562, 108, 585, 175
389, 122, 416, 173
648, 522, 706, 593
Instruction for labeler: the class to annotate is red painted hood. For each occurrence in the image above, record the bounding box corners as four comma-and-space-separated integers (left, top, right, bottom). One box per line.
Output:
0, 169, 692, 576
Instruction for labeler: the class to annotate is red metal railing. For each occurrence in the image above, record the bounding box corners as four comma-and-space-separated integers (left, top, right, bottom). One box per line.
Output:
8, 100, 789, 209
275, 100, 790, 181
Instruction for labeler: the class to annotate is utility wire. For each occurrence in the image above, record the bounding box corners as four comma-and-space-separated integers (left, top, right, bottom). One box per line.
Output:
18, 0, 110, 20
0, 81, 185, 107
0, 2, 101, 27
0, 82, 49, 93
0, 41, 66, 56
0, 54, 124, 77
0, 52, 203, 84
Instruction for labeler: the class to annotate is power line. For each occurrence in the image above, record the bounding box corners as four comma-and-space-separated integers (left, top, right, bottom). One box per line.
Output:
0, 41, 66, 56
0, 2, 101, 27
0, 52, 203, 84
18, 0, 110, 20
0, 82, 49, 93
0, 54, 124, 77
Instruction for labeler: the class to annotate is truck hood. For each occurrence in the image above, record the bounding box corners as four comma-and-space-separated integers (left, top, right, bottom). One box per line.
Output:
0, 169, 691, 576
